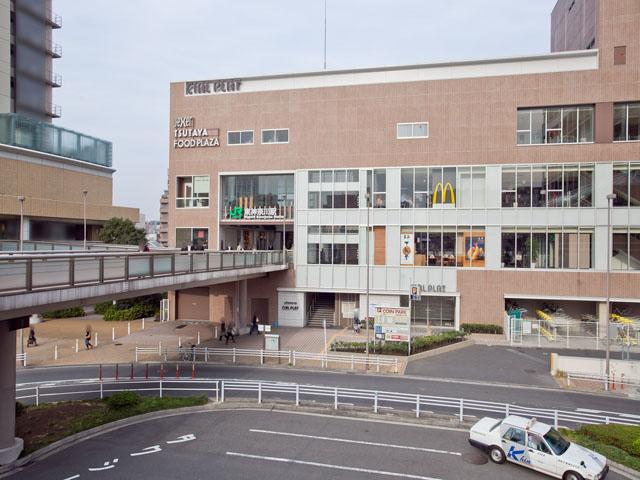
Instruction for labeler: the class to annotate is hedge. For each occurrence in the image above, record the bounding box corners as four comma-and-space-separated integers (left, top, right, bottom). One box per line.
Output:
577, 424, 640, 457
97, 294, 160, 321
461, 323, 503, 335
331, 331, 466, 356
42, 307, 85, 319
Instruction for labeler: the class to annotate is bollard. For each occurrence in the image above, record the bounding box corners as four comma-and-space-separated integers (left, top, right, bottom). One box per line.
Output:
75, 338, 79, 353
135, 347, 138, 363
112, 327, 115, 342
612, 373, 616, 391
176, 363, 180, 379
197, 331, 201, 345
191, 363, 196, 379
54, 344, 58, 360
95, 332, 99, 347
128, 322, 131, 336
142, 318, 145, 330
159, 341, 162, 356
179, 336, 182, 348
115, 363, 119, 381
260, 349, 264, 365
621, 374, 625, 391
160, 363, 165, 379
204, 347, 208, 362
130, 363, 134, 380
145, 363, 149, 380
233, 347, 236, 363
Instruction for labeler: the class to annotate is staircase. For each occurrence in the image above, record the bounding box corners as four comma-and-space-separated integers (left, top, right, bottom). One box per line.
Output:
307, 293, 335, 328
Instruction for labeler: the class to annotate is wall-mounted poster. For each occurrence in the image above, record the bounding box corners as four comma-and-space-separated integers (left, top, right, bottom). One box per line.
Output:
464, 231, 485, 267
400, 233, 414, 265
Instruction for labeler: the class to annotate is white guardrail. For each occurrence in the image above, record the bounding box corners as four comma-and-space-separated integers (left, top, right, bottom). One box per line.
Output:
15, 378, 640, 428
134, 346, 399, 373
566, 371, 640, 391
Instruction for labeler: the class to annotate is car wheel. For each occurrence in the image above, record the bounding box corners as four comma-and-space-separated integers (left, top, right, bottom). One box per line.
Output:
563, 472, 583, 480
489, 446, 506, 464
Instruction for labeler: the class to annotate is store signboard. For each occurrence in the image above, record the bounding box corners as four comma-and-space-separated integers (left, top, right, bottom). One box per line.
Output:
228, 206, 284, 220
374, 307, 410, 342
173, 116, 220, 149
400, 233, 414, 265
185, 78, 242, 96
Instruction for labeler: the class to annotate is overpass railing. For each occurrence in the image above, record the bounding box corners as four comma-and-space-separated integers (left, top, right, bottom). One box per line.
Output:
0, 239, 139, 253
0, 250, 287, 294
15, 378, 640, 428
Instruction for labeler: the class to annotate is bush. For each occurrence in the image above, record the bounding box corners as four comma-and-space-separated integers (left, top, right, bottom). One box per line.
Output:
98, 295, 160, 321
578, 424, 640, 458
105, 391, 141, 410
15, 401, 25, 417
42, 307, 85, 319
94, 302, 112, 315
331, 331, 466, 356
461, 323, 503, 335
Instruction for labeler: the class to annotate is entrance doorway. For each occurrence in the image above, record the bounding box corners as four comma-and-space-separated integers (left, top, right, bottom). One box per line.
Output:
251, 298, 269, 325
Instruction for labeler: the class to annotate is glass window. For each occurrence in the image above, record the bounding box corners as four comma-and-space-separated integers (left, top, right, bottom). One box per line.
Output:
176, 176, 209, 208
241, 131, 253, 144
309, 171, 320, 183
321, 226, 333, 234
579, 231, 593, 269
333, 225, 346, 234
335, 170, 346, 183
397, 123, 412, 138
614, 105, 627, 141
333, 191, 346, 208
322, 170, 333, 183
517, 110, 531, 145
631, 163, 640, 207
531, 109, 545, 144
442, 231, 456, 267
428, 229, 442, 266
614, 103, 640, 142
613, 164, 629, 206
307, 226, 320, 235
518, 106, 593, 144
415, 167, 430, 208
532, 231, 547, 268
613, 229, 628, 270
630, 229, 640, 270
546, 109, 562, 143
320, 244, 332, 264
276, 129, 289, 143
321, 191, 333, 209
346, 225, 359, 235
346, 244, 359, 264
307, 243, 319, 264
548, 231, 561, 268
308, 192, 320, 209
547, 166, 563, 208
175, 228, 192, 249
502, 167, 516, 207
332, 244, 345, 264
562, 230, 579, 269
347, 170, 359, 182
397, 122, 428, 138
346, 191, 359, 208
564, 166, 579, 208
472, 167, 486, 208
578, 106, 594, 142
401, 168, 414, 208
374, 169, 386, 192
502, 231, 516, 268
516, 232, 531, 268
580, 165, 593, 207
227, 131, 240, 145
517, 166, 531, 208
262, 130, 275, 143
374, 193, 386, 208
228, 130, 253, 145
458, 167, 472, 208
544, 429, 570, 456
503, 428, 526, 446
532, 166, 547, 207
562, 107, 578, 143
629, 105, 640, 141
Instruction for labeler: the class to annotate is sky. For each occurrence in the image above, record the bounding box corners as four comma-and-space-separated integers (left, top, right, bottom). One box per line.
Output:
54, 0, 558, 220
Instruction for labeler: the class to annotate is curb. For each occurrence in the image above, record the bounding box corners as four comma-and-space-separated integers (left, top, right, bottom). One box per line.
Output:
407, 339, 475, 362
610, 462, 640, 480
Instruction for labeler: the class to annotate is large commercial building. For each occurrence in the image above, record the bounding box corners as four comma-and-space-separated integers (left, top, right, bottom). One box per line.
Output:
0, 0, 138, 246
167, 0, 639, 332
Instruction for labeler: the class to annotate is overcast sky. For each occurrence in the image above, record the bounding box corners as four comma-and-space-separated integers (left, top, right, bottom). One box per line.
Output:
54, 0, 558, 220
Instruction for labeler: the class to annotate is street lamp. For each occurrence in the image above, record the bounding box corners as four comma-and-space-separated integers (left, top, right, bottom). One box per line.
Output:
82, 190, 88, 250
282, 201, 286, 265
605, 192, 616, 380
18, 196, 25, 251
365, 191, 371, 362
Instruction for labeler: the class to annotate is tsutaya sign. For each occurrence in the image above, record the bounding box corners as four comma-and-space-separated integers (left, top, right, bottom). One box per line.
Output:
173, 117, 220, 149
185, 78, 242, 96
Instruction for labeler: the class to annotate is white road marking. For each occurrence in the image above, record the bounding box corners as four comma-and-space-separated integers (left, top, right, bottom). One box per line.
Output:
576, 408, 640, 419
62, 476, 80, 480
249, 429, 461, 456
378, 406, 395, 410
226, 451, 445, 480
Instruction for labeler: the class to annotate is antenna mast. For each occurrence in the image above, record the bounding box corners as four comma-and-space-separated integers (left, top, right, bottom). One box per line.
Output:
323, 0, 327, 69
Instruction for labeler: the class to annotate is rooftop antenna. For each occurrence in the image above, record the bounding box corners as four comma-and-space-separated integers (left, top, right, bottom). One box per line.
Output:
323, 0, 327, 69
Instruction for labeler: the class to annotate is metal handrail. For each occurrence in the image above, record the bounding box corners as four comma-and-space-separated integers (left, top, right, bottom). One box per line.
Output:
0, 250, 287, 295
14, 377, 640, 428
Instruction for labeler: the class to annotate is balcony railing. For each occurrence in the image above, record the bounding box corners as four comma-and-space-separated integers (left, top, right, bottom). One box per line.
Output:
0, 113, 113, 167
45, 10, 62, 28
176, 197, 210, 208
46, 41, 62, 58
46, 70, 62, 87
46, 103, 62, 118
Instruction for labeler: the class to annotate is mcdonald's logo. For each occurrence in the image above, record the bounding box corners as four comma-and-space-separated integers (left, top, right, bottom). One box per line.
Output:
432, 182, 456, 205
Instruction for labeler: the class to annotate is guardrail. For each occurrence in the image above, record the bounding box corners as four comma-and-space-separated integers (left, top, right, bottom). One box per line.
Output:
135, 346, 399, 373
0, 240, 139, 253
0, 250, 287, 294
15, 378, 640, 428
15, 353, 26, 367
566, 372, 640, 391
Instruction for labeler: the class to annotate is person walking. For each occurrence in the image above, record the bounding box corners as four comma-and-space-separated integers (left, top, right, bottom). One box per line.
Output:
224, 325, 236, 344
84, 330, 93, 349
218, 321, 226, 342
250, 315, 259, 335
27, 327, 38, 347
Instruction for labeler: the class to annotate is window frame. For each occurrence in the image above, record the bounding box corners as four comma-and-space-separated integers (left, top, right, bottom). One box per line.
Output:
396, 122, 429, 139
176, 175, 210, 209
227, 130, 254, 146
261, 128, 290, 145
613, 103, 640, 143
516, 105, 595, 146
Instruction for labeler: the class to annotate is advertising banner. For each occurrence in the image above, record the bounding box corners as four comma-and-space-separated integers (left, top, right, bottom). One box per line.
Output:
374, 306, 410, 342
400, 233, 414, 265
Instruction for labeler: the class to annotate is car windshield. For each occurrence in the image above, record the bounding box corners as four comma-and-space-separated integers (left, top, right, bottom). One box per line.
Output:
544, 428, 570, 455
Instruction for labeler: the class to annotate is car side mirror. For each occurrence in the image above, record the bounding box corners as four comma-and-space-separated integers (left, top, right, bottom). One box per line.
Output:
580, 461, 586, 468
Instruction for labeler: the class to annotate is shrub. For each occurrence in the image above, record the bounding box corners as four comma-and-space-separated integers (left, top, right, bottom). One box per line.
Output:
98, 295, 160, 321
94, 302, 112, 315
461, 323, 503, 335
331, 331, 466, 356
42, 307, 85, 319
15, 401, 25, 417
105, 391, 141, 410
578, 424, 640, 458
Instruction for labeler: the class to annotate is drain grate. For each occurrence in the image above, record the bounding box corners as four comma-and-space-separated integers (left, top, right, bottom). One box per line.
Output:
462, 451, 488, 465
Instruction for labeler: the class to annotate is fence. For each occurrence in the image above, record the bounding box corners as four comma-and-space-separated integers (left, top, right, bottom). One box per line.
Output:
565, 372, 640, 392
14, 378, 640, 428
505, 315, 639, 351
135, 346, 399, 373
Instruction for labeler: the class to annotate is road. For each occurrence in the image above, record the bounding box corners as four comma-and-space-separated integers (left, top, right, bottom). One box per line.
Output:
16, 363, 640, 418
6, 409, 626, 480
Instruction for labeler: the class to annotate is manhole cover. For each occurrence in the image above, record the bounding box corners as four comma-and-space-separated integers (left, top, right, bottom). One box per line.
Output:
462, 451, 488, 465
524, 369, 536, 373
114, 343, 123, 346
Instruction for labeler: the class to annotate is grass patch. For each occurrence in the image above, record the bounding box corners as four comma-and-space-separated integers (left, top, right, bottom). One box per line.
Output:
17, 394, 208, 455
560, 425, 640, 473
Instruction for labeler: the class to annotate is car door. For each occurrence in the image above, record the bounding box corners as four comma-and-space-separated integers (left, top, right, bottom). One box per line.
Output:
501, 427, 530, 466
526, 432, 557, 475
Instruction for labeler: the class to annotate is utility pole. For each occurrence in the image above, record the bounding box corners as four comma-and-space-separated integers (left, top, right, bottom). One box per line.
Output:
82, 190, 88, 250
605, 193, 616, 380
18, 196, 25, 251
323, 0, 327, 69
365, 191, 371, 362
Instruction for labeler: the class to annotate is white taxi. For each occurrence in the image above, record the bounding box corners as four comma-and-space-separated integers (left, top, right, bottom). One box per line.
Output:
469, 415, 608, 480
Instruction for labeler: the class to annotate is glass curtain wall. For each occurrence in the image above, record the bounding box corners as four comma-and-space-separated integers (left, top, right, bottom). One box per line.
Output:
501, 228, 593, 269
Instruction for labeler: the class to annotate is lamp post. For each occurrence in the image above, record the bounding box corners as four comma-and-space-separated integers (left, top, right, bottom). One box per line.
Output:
82, 190, 88, 250
18, 195, 25, 251
365, 192, 371, 362
282, 202, 286, 265
605, 193, 616, 380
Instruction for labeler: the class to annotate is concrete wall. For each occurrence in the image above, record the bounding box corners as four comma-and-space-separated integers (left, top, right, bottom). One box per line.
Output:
555, 354, 640, 382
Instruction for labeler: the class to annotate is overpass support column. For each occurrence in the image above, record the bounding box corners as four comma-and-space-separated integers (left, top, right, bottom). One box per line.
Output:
0, 318, 26, 465
239, 280, 248, 331
597, 302, 608, 338
168, 291, 177, 321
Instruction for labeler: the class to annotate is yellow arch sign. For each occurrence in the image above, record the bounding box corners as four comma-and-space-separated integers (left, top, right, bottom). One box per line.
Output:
432, 182, 456, 205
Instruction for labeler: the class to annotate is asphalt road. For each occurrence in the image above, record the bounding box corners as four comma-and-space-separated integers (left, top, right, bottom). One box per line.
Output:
7, 409, 626, 480
16, 364, 640, 419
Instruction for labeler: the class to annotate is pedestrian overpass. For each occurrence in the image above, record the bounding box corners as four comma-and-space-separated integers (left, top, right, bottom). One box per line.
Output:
0, 249, 289, 464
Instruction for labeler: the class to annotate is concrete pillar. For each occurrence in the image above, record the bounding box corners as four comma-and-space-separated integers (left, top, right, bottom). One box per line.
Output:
168, 291, 177, 321
0, 321, 23, 465
598, 302, 608, 338
239, 279, 248, 333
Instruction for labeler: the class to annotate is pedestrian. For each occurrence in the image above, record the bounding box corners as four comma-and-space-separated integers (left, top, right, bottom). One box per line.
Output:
218, 321, 226, 341
250, 315, 259, 335
225, 326, 236, 344
84, 330, 93, 349
27, 327, 38, 347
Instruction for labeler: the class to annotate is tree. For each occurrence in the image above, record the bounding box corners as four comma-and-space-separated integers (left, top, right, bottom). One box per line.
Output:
98, 217, 145, 246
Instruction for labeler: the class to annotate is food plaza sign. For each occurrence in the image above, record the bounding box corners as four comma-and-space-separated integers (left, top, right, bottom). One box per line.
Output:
228, 206, 284, 220
173, 117, 220, 149
185, 79, 242, 96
